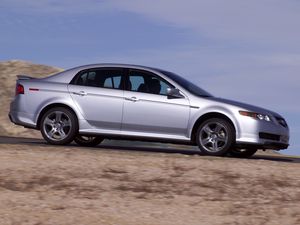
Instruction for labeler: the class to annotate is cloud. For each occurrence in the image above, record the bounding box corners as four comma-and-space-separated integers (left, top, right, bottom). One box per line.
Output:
107, 0, 300, 47
4, 0, 300, 47
0, 0, 112, 13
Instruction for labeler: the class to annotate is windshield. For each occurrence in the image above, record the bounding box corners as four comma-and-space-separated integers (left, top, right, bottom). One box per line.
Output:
159, 70, 213, 97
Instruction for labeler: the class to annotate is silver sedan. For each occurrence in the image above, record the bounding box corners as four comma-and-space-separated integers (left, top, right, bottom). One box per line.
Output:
9, 64, 289, 157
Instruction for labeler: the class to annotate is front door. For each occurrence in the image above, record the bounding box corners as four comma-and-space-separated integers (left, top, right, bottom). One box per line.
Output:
122, 69, 190, 137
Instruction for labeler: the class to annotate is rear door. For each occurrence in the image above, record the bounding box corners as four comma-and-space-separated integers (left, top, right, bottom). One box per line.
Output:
68, 68, 124, 131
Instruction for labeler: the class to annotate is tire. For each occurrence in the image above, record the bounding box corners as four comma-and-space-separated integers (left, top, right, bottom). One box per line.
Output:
229, 148, 257, 158
40, 107, 78, 145
196, 118, 235, 156
74, 135, 104, 147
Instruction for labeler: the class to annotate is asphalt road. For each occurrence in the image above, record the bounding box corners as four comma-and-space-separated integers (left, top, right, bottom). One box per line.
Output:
0, 135, 299, 164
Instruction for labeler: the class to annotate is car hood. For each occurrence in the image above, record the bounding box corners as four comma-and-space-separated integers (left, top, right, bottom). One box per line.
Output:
208, 97, 283, 118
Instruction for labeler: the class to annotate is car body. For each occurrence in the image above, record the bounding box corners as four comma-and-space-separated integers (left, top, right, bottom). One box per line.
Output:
9, 63, 289, 157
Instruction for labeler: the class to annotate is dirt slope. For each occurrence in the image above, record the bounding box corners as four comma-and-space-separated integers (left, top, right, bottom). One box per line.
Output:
0, 60, 63, 137
0, 138, 300, 225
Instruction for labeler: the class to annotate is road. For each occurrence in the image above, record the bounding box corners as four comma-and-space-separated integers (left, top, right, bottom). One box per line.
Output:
0, 135, 299, 163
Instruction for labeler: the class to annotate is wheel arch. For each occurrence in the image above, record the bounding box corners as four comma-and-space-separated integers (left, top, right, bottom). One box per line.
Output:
37, 103, 79, 130
190, 112, 237, 144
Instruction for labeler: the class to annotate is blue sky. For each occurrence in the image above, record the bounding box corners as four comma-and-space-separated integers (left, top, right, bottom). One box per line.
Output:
1, 0, 299, 155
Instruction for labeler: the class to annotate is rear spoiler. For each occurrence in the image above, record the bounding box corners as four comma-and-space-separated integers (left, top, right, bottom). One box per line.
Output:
17, 75, 35, 80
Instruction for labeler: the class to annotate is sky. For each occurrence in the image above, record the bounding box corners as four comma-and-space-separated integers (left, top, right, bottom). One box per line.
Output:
0, 0, 299, 155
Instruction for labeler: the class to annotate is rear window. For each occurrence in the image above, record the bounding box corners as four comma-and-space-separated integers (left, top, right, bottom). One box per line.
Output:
72, 69, 123, 90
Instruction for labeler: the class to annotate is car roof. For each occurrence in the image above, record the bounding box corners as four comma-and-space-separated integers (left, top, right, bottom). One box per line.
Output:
71, 63, 162, 72
44, 63, 168, 83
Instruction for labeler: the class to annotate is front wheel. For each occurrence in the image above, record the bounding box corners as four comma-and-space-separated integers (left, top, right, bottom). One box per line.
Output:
40, 107, 78, 145
196, 118, 235, 156
74, 135, 104, 147
229, 148, 257, 158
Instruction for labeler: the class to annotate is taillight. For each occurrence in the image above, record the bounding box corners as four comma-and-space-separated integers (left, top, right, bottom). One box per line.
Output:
16, 84, 24, 95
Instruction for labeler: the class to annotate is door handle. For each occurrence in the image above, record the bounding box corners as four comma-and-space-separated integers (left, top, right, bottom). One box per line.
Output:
125, 96, 139, 102
73, 91, 87, 96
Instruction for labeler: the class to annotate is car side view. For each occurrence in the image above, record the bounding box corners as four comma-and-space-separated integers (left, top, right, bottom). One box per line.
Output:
9, 64, 289, 157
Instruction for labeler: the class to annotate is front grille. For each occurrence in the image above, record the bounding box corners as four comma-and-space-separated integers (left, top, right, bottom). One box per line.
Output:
259, 132, 280, 141
275, 117, 288, 128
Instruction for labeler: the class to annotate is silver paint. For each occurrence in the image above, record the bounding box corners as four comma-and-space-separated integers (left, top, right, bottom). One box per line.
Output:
9, 63, 290, 150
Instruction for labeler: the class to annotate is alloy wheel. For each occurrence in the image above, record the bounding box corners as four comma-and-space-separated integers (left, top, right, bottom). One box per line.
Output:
43, 111, 72, 141
199, 122, 229, 153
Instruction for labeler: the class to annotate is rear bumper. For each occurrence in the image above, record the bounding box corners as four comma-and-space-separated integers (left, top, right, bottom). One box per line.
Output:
9, 96, 37, 129
9, 111, 37, 129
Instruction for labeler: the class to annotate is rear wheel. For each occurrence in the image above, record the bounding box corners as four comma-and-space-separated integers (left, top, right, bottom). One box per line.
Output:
229, 148, 257, 158
74, 135, 104, 147
40, 107, 78, 145
196, 118, 235, 156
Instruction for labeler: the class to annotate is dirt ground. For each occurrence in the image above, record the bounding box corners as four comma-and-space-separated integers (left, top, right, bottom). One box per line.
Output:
0, 136, 300, 225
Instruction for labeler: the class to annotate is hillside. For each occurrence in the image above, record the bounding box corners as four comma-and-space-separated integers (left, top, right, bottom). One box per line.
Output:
0, 60, 63, 137
0, 136, 300, 225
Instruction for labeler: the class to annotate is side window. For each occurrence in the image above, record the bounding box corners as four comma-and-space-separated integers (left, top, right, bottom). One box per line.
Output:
103, 77, 113, 88
74, 69, 123, 89
159, 80, 171, 95
128, 70, 173, 95
103, 76, 121, 89
129, 76, 145, 91
76, 71, 96, 86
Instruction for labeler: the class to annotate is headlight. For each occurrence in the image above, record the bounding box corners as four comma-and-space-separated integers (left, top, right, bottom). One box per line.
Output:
239, 111, 271, 122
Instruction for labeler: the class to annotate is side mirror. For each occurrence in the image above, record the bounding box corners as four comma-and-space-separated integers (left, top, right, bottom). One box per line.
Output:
167, 88, 184, 99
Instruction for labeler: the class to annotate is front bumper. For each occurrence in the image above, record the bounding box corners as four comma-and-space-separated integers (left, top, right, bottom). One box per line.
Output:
236, 116, 289, 150
236, 141, 289, 150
